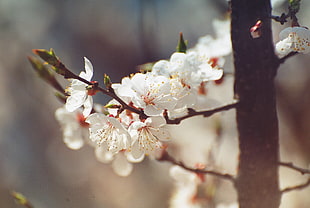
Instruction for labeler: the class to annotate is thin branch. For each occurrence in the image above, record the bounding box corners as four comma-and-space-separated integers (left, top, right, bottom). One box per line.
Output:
165, 101, 238, 124
281, 178, 310, 194
279, 162, 310, 175
278, 52, 298, 64
158, 151, 235, 182
270, 13, 289, 25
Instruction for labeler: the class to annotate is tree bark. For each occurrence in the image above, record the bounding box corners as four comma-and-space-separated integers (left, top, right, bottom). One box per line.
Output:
231, 0, 281, 207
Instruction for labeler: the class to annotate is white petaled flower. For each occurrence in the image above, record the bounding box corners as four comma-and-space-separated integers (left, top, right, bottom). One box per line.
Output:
55, 106, 89, 150
105, 99, 140, 127
186, 51, 223, 85
275, 27, 310, 57
153, 52, 223, 88
86, 113, 131, 155
95, 146, 134, 177
128, 116, 170, 160
113, 73, 177, 116
66, 57, 94, 117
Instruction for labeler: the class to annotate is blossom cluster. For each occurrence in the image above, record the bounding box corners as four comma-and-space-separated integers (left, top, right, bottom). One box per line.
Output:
54, 19, 231, 176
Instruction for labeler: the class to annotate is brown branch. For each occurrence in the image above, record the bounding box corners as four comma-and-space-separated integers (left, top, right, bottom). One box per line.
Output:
158, 151, 235, 182
165, 101, 238, 124
281, 178, 310, 194
60, 60, 237, 122
59, 67, 148, 119
279, 162, 310, 175
270, 13, 289, 25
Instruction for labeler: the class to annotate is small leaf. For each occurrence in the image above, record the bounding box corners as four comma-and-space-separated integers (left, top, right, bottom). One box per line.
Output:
104, 103, 121, 109
33, 48, 59, 66
32, 49, 75, 79
103, 73, 112, 89
176, 32, 187, 53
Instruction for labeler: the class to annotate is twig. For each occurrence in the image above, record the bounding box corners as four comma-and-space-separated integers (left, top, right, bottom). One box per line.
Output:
271, 13, 289, 25
278, 52, 298, 64
165, 101, 238, 124
279, 162, 310, 175
158, 151, 235, 182
281, 178, 310, 194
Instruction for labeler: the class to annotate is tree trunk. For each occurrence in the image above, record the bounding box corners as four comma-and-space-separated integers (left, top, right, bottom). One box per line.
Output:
231, 0, 281, 207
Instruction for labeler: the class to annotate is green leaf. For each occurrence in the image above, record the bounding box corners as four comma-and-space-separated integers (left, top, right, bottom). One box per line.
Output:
103, 73, 112, 89
176, 32, 187, 53
33, 48, 58, 66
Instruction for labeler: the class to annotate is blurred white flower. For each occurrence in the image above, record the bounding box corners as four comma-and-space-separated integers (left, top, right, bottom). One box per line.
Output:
275, 27, 310, 57
128, 116, 170, 160
169, 166, 202, 208
86, 113, 131, 155
113, 73, 177, 116
190, 18, 232, 59
55, 106, 89, 150
66, 57, 94, 117
95, 146, 136, 177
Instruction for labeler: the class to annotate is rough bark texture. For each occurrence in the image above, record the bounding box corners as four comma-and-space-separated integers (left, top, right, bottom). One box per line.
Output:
231, 0, 281, 207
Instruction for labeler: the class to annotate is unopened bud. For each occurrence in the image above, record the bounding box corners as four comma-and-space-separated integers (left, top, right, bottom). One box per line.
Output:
176, 32, 187, 53
104, 73, 112, 89
250, 20, 262, 39
28, 56, 65, 93
104, 103, 121, 109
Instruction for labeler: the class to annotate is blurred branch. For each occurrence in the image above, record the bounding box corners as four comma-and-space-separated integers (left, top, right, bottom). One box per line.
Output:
279, 162, 310, 175
11, 191, 34, 208
281, 178, 310, 194
158, 151, 235, 182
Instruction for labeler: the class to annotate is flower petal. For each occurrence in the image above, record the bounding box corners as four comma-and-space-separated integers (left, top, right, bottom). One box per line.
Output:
112, 153, 133, 177
83, 96, 93, 117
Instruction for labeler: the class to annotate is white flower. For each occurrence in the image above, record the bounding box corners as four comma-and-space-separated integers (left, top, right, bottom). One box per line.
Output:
86, 113, 131, 155
105, 99, 140, 127
128, 116, 170, 160
169, 166, 202, 208
275, 27, 310, 57
113, 73, 177, 116
66, 57, 94, 117
55, 106, 89, 150
95, 146, 134, 177
189, 18, 232, 59
152, 52, 223, 88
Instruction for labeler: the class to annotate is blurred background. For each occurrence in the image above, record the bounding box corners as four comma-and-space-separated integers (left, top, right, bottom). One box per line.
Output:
0, 0, 309, 207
